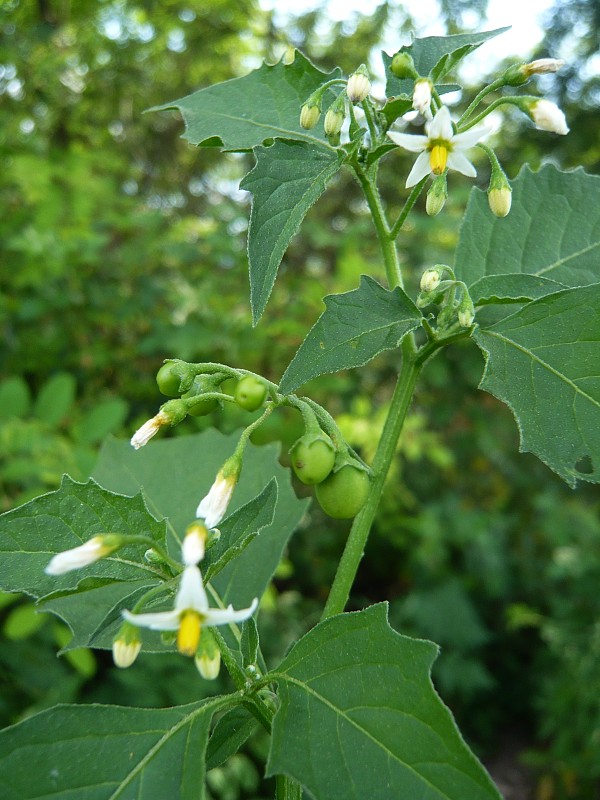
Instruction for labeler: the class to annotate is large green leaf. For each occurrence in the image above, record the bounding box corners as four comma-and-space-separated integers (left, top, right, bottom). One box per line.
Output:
456, 165, 600, 298
474, 283, 600, 486
469, 274, 567, 306
279, 275, 422, 393
384, 29, 508, 97
154, 52, 341, 151
93, 430, 308, 608
0, 476, 166, 600
0, 697, 231, 800
268, 604, 501, 800
240, 140, 344, 323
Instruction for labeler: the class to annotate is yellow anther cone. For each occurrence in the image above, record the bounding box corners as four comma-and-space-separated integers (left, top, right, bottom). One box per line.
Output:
177, 611, 202, 656
429, 145, 448, 175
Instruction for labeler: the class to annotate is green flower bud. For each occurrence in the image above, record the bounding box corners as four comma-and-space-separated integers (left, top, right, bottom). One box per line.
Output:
390, 52, 416, 80
112, 623, 141, 669
457, 294, 475, 328
300, 102, 320, 130
420, 268, 442, 294
324, 107, 344, 136
194, 629, 221, 680
426, 173, 447, 216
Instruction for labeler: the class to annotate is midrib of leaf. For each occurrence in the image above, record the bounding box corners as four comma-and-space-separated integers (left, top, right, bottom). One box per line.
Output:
272, 672, 475, 799
187, 110, 336, 152
481, 329, 600, 412
534, 239, 600, 277
108, 696, 235, 799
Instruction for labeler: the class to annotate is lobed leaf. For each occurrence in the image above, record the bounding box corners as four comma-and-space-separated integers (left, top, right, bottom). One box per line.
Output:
153, 52, 341, 152
279, 275, 422, 393
240, 140, 344, 323
474, 283, 600, 486
456, 165, 600, 296
0, 698, 231, 799
268, 604, 501, 800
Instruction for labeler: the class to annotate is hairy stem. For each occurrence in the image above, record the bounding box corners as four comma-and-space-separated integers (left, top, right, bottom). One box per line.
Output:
389, 178, 427, 240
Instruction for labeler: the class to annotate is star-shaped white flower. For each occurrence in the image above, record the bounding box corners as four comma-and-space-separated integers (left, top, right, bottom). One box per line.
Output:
123, 565, 258, 656
387, 105, 489, 188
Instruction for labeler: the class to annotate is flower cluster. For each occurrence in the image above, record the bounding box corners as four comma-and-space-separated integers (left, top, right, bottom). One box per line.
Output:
44, 463, 256, 676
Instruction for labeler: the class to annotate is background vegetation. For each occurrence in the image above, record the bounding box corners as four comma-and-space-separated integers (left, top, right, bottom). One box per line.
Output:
1, 1, 599, 797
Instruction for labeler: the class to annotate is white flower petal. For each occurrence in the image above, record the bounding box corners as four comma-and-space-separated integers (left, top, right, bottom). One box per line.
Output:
182, 526, 206, 566
427, 106, 453, 141
122, 608, 181, 631
452, 124, 489, 151
175, 565, 209, 613
406, 151, 432, 188
130, 415, 162, 449
45, 537, 106, 576
196, 473, 235, 529
446, 151, 477, 178
203, 597, 259, 627
386, 131, 428, 153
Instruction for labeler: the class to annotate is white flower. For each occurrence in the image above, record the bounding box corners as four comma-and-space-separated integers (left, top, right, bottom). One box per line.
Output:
196, 471, 236, 529
181, 522, 208, 566
123, 565, 258, 657
45, 535, 120, 575
387, 105, 490, 188
130, 411, 169, 449
529, 99, 569, 135
412, 79, 432, 116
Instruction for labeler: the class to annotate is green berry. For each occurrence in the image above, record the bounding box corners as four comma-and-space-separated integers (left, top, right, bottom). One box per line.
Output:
156, 363, 181, 397
234, 375, 268, 412
290, 435, 336, 485
183, 377, 219, 417
315, 465, 370, 519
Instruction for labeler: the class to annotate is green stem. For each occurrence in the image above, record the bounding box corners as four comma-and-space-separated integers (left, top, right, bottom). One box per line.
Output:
361, 98, 379, 146
352, 163, 402, 288
322, 344, 421, 619
276, 775, 303, 800
458, 96, 518, 131
458, 77, 506, 126
389, 178, 428, 240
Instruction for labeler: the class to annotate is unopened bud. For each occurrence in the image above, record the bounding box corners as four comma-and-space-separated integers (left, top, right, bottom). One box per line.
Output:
523, 58, 564, 77
528, 98, 569, 135
324, 106, 345, 137
488, 186, 512, 218
112, 623, 141, 669
412, 78, 433, 116
300, 103, 320, 130
458, 295, 475, 328
426, 173, 447, 216
420, 268, 442, 294
195, 629, 221, 680
347, 66, 371, 104
45, 534, 124, 576
390, 52, 416, 80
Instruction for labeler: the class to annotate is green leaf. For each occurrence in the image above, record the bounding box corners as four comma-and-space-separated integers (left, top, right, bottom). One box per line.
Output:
384, 28, 508, 96
268, 604, 501, 800
33, 373, 76, 426
206, 707, 259, 771
240, 140, 344, 323
470, 274, 567, 305
154, 52, 341, 151
279, 275, 422, 393
0, 376, 31, 420
456, 165, 600, 292
92, 430, 308, 609
0, 476, 166, 600
72, 397, 129, 444
474, 283, 600, 486
0, 697, 231, 800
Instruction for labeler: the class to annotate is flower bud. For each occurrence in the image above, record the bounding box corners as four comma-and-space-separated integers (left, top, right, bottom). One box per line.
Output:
420, 268, 442, 294
426, 173, 447, 216
196, 454, 241, 528
45, 534, 124, 575
390, 52, 416, 79
528, 99, 569, 135
523, 58, 564, 77
324, 100, 345, 136
346, 66, 371, 104
182, 521, 208, 566
412, 78, 433, 116
112, 623, 141, 669
194, 629, 221, 680
458, 295, 475, 328
300, 103, 320, 130
488, 186, 512, 218
130, 411, 170, 449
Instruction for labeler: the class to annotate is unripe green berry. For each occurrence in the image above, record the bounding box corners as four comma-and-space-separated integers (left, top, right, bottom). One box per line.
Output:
183, 376, 219, 417
290, 434, 336, 485
156, 363, 182, 397
315, 465, 370, 519
234, 375, 268, 411
390, 52, 416, 79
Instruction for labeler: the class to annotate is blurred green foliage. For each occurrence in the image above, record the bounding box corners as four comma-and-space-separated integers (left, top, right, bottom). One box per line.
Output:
1, 0, 600, 797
